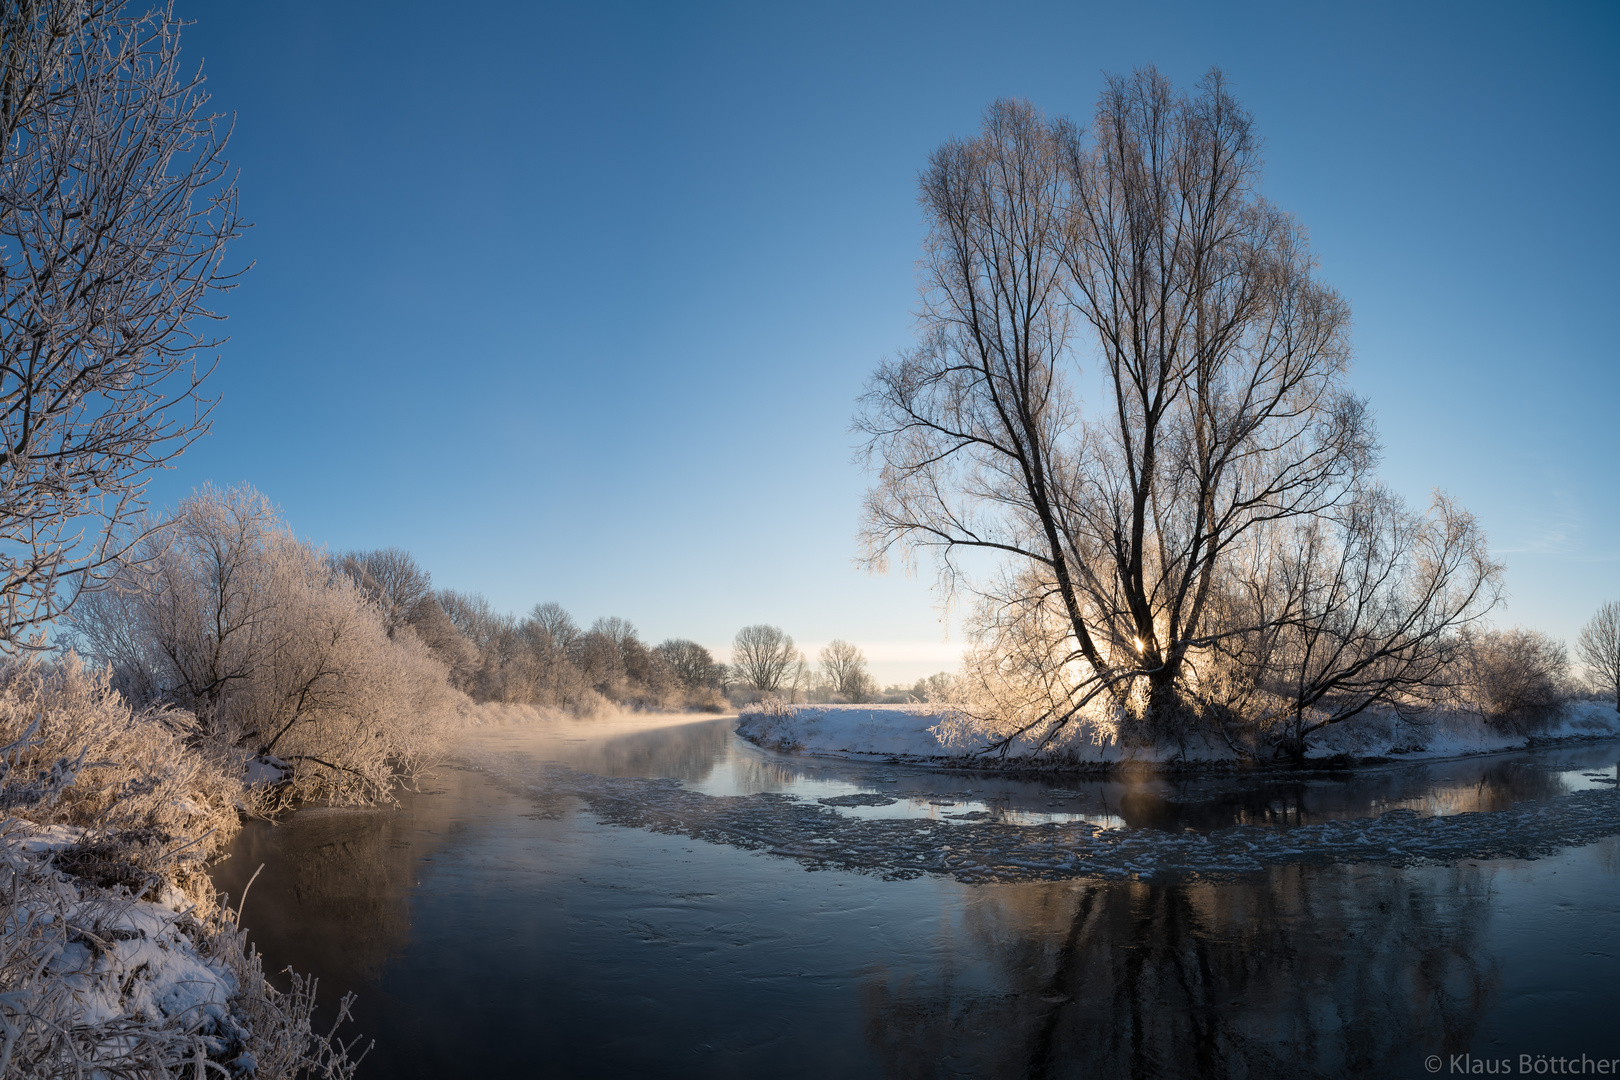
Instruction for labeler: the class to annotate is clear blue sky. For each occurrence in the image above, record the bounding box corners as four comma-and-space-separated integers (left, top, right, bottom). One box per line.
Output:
170, 0, 1618, 683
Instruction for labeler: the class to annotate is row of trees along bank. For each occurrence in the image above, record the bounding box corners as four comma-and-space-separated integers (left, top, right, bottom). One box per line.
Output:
63, 484, 955, 802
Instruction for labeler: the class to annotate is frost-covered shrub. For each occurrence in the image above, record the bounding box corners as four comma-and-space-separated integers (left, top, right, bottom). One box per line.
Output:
0, 654, 240, 903
944, 617, 1128, 758
68, 485, 471, 805
736, 697, 810, 752
1459, 628, 1570, 736
0, 657, 364, 1077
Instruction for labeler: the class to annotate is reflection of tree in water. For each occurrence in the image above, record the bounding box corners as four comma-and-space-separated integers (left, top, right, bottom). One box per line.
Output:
1446, 761, 1573, 814
1115, 755, 1599, 831
526, 717, 734, 782
212, 768, 494, 982
863, 865, 1498, 1079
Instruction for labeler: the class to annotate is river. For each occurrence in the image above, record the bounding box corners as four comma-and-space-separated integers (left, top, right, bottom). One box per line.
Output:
209, 714, 1620, 1079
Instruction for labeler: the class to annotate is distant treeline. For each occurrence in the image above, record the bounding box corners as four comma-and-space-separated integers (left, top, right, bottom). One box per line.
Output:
427, 591, 729, 714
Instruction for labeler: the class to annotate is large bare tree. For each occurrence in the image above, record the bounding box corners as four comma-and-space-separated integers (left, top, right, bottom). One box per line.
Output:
859, 71, 1497, 755
0, 1, 240, 648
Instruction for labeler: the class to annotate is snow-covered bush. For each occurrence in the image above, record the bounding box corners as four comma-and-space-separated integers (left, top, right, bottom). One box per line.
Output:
0, 654, 240, 904
0, 657, 364, 1077
0, 834, 364, 1078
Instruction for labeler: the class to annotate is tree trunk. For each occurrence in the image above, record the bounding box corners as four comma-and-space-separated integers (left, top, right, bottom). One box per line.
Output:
1141, 667, 1184, 744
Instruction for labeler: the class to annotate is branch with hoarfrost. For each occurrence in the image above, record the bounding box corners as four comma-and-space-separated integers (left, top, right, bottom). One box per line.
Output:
0, 0, 242, 650
1200, 488, 1502, 759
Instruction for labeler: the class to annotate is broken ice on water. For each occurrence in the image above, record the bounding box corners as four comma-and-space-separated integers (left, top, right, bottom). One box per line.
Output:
486, 755, 1620, 885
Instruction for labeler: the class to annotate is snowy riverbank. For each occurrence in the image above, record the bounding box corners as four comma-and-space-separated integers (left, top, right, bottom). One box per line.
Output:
736, 699, 1620, 771
0, 657, 364, 1078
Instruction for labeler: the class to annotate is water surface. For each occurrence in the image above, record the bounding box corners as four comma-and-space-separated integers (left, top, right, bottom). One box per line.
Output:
212, 715, 1620, 1078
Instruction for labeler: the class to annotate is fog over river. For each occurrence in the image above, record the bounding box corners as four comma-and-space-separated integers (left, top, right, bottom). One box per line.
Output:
210, 715, 1620, 1079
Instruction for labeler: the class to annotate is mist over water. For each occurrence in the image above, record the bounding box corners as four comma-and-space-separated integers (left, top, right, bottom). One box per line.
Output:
212, 716, 1620, 1078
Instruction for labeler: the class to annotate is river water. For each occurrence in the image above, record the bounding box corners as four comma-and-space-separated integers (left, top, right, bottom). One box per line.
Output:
210, 715, 1620, 1079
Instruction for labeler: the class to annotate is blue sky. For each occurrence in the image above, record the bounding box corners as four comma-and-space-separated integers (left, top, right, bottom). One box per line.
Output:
171, 0, 1618, 683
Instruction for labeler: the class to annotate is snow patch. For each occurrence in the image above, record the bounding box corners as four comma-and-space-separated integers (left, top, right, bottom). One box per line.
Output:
45, 895, 239, 1030
738, 699, 1620, 767
737, 703, 957, 757
241, 753, 290, 786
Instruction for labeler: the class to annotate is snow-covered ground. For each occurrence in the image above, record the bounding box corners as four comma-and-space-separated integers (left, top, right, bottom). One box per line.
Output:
736, 699, 1620, 768
0, 819, 261, 1073
0, 651, 364, 1077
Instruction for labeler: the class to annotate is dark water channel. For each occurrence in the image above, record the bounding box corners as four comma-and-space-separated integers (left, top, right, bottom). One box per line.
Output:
211, 715, 1620, 1079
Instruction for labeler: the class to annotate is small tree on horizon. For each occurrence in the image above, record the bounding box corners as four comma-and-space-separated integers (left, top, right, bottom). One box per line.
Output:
732, 624, 801, 693
819, 639, 872, 702
1576, 601, 1620, 713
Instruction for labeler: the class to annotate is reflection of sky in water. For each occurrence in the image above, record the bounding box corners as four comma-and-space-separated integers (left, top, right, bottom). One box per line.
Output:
1368, 761, 1620, 818
681, 734, 1125, 827
1553, 764, 1620, 792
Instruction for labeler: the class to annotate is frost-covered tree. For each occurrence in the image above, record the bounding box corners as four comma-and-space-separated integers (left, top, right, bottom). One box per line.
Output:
68, 485, 466, 801
529, 601, 581, 652
1456, 627, 1568, 735
401, 596, 479, 689
1204, 488, 1499, 757
0, 1, 241, 648
1577, 600, 1620, 712
335, 547, 434, 636
437, 589, 502, 650
575, 622, 629, 697
337, 547, 479, 688
858, 72, 1499, 754
910, 671, 956, 702
656, 639, 719, 690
